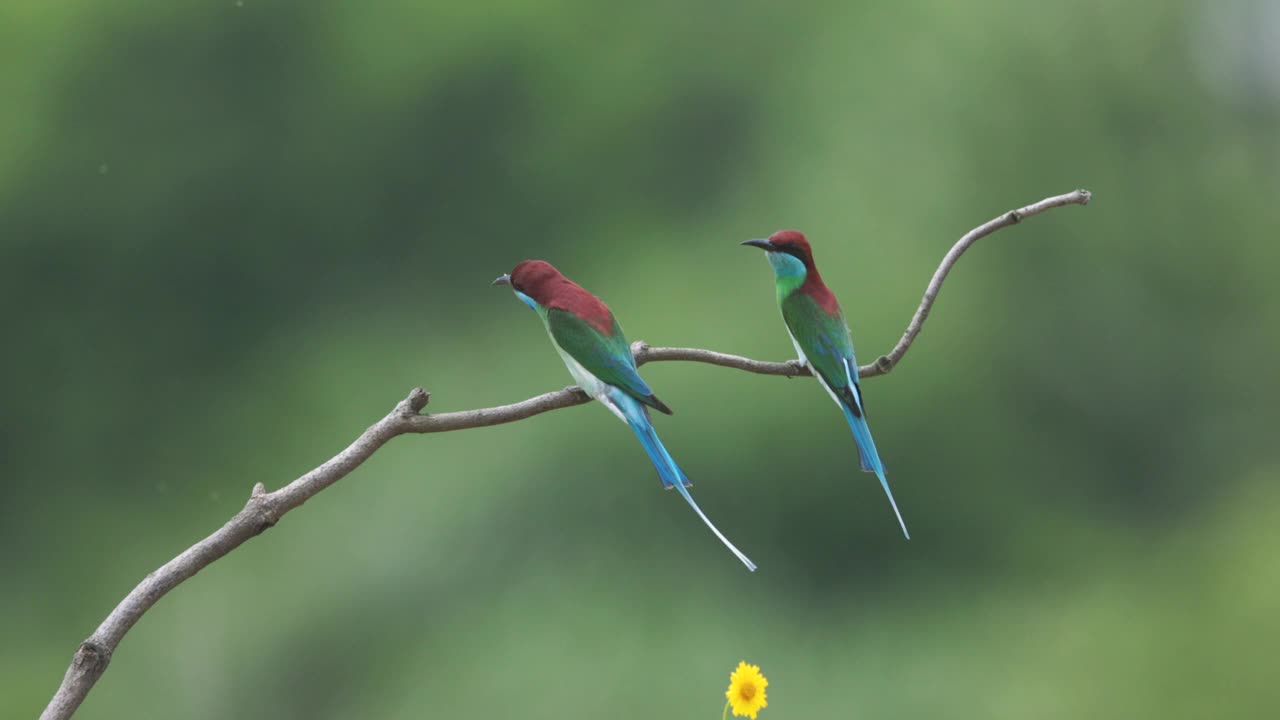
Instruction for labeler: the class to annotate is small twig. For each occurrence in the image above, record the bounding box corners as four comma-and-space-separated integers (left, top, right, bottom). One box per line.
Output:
40, 189, 1089, 719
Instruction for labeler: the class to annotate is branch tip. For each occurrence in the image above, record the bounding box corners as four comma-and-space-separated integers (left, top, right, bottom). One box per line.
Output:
250, 482, 266, 498
410, 388, 431, 410
402, 387, 430, 414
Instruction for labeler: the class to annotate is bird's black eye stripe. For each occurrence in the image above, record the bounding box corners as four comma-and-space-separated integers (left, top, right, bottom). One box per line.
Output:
777, 245, 809, 263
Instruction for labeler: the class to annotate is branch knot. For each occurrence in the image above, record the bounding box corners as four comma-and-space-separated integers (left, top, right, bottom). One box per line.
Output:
74, 641, 111, 673
245, 494, 281, 534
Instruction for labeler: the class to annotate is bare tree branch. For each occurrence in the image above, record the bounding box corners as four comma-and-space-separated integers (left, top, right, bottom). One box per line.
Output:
871, 188, 1092, 376
41, 188, 1089, 719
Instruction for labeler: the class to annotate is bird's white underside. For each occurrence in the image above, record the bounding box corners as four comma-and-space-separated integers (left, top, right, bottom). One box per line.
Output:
547, 329, 629, 423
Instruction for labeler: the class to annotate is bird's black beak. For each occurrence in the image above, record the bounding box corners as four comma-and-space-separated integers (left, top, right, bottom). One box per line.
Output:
741, 239, 773, 251
492, 274, 512, 286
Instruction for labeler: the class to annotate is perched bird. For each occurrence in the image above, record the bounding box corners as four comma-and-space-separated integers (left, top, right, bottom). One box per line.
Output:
742, 231, 909, 539
494, 260, 757, 570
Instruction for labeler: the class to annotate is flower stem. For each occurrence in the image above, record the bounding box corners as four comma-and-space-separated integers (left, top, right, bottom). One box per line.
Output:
722, 699, 732, 720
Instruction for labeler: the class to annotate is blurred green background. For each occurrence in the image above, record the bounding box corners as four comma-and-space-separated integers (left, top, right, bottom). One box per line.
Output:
4, 0, 1279, 717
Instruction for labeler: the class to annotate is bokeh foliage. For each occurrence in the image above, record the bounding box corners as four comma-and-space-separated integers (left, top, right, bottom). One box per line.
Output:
4, 1, 1279, 717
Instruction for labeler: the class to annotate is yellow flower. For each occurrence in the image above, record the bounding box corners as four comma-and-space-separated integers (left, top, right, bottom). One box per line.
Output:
724, 661, 768, 719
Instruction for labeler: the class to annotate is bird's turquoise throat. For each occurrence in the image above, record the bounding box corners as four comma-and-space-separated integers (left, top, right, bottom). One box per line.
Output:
767, 251, 807, 299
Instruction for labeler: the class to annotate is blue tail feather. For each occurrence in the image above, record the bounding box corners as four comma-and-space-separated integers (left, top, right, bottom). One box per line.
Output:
855, 442, 876, 473
627, 408, 691, 490
614, 392, 757, 571
841, 403, 910, 540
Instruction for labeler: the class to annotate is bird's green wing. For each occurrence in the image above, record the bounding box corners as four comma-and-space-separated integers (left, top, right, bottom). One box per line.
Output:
546, 307, 671, 413
781, 291, 865, 416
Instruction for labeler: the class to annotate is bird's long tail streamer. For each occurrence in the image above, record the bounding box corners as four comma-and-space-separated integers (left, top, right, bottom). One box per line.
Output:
621, 400, 757, 571
666, 469, 758, 571
842, 404, 911, 540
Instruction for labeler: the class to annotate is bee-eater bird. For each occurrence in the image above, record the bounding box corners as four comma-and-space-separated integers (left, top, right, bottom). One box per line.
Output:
494, 260, 757, 570
742, 231, 909, 539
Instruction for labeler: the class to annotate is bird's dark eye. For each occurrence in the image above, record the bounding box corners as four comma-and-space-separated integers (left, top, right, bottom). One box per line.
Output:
777, 245, 806, 262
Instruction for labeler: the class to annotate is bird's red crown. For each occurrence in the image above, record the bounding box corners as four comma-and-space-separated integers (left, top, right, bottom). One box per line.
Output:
508, 259, 615, 333
768, 230, 815, 266
508, 259, 565, 301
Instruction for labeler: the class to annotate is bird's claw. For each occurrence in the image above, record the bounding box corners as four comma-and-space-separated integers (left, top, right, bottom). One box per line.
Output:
785, 358, 808, 376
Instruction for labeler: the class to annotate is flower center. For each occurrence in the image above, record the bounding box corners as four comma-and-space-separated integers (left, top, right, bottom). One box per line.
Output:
738, 683, 757, 701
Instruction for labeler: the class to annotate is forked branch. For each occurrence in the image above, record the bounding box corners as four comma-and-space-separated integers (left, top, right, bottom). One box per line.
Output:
41, 189, 1090, 719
